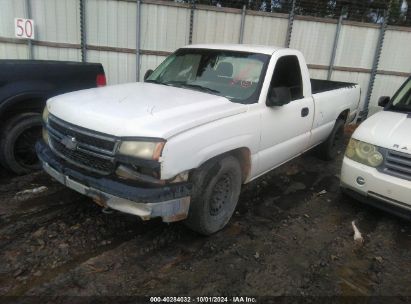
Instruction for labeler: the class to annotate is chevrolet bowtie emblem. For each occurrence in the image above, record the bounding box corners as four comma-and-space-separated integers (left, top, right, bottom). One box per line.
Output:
61, 136, 78, 151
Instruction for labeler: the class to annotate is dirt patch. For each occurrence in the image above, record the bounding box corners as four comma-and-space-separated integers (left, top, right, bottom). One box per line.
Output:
0, 140, 410, 297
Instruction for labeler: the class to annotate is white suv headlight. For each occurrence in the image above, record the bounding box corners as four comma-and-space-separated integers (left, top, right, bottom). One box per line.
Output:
42, 106, 49, 123
118, 140, 165, 161
345, 138, 384, 167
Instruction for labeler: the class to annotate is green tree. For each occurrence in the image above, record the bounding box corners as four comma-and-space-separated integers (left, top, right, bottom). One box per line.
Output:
175, 0, 409, 25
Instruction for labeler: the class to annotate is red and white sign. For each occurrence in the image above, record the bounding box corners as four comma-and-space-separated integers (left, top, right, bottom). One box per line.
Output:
15, 18, 35, 39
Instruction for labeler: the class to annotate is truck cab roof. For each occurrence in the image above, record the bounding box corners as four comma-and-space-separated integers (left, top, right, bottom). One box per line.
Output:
182, 44, 284, 55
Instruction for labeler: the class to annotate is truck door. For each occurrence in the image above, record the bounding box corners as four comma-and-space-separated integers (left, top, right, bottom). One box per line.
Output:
258, 54, 314, 174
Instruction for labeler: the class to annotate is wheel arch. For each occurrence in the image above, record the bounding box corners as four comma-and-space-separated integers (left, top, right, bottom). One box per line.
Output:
337, 109, 350, 124
0, 92, 48, 126
194, 147, 252, 184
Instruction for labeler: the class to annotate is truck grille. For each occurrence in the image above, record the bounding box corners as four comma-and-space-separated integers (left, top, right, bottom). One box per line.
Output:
382, 150, 411, 181
47, 116, 118, 175
49, 119, 115, 151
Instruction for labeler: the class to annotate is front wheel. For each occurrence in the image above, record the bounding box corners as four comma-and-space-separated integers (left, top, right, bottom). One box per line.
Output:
184, 156, 242, 235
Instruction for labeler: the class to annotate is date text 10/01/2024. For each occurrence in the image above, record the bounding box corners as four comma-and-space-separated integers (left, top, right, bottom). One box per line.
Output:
149, 297, 257, 303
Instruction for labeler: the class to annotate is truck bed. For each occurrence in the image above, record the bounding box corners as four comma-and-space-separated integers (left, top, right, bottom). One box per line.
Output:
310, 79, 361, 138
0, 60, 105, 98
311, 79, 356, 94
0, 60, 104, 84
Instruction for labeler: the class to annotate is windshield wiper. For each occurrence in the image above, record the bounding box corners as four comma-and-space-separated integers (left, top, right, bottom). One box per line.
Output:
388, 106, 411, 114
165, 81, 221, 95
145, 79, 164, 85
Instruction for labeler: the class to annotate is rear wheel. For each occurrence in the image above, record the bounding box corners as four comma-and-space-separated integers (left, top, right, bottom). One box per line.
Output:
317, 119, 345, 161
0, 113, 42, 174
184, 156, 242, 235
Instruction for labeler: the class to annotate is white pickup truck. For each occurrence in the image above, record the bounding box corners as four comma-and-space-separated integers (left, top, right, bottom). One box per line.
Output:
37, 44, 361, 235
341, 76, 411, 219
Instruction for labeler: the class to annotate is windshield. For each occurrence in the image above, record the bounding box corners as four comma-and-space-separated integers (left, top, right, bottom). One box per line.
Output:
388, 77, 411, 113
146, 48, 270, 104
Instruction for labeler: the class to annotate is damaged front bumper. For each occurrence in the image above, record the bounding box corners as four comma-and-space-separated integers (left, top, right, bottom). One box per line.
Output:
36, 141, 192, 222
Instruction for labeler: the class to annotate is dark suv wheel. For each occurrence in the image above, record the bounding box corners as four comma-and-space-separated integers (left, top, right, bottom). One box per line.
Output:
0, 113, 42, 174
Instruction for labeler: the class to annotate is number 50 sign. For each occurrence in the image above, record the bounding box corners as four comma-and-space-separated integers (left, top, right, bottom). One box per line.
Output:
15, 18, 35, 39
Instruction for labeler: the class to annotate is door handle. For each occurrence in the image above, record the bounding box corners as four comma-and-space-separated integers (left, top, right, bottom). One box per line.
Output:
301, 107, 309, 117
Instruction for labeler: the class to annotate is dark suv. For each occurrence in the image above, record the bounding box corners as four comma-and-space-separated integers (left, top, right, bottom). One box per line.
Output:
0, 60, 106, 174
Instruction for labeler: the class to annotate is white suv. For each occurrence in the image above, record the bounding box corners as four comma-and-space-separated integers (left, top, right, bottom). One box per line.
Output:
341, 77, 411, 219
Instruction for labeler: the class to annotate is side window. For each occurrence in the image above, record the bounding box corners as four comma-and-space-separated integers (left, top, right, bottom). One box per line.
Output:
269, 55, 303, 101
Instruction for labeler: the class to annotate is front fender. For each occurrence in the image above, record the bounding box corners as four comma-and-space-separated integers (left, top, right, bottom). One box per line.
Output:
160, 110, 260, 180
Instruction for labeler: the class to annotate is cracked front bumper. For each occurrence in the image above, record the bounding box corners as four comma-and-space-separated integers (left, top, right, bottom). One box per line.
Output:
36, 141, 192, 222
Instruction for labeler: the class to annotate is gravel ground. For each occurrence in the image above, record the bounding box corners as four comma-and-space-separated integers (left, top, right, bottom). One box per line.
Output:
0, 133, 410, 299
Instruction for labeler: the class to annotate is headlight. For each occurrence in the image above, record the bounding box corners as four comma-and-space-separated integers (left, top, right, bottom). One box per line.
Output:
118, 140, 165, 160
42, 106, 49, 123
345, 139, 384, 167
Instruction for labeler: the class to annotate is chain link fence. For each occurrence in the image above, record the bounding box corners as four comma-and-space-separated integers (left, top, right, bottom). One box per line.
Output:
174, 0, 411, 26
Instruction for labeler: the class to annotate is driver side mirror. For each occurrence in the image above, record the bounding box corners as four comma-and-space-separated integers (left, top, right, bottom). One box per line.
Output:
144, 69, 153, 81
378, 96, 390, 108
266, 87, 292, 107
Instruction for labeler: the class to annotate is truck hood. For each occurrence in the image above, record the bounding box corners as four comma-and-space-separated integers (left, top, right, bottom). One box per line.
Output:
353, 111, 411, 154
47, 82, 247, 138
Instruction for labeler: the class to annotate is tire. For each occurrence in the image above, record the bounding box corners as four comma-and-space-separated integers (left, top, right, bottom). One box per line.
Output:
0, 113, 42, 174
184, 155, 242, 235
317, 119, 345, 161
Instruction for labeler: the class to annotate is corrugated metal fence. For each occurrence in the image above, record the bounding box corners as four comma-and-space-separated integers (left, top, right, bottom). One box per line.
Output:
1, 0, 410, 117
